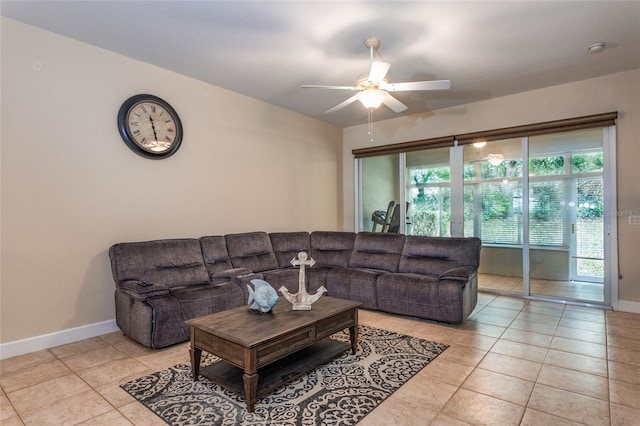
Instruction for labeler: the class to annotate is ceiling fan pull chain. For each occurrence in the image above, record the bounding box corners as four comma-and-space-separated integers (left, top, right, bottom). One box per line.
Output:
369, 108, 374, 142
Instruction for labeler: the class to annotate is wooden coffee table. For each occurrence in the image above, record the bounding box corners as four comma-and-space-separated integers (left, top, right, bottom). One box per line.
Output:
186, 296, 361, 412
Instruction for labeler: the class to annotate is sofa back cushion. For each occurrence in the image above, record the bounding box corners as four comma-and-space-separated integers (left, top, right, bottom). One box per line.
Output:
269, 232, 311, 268
310, 231, 356, 267
199, 236, 233, 275
348, 232, 405, 272
225, 231, 279, 272
399, 236, 481, 275
109, 239, 209, 288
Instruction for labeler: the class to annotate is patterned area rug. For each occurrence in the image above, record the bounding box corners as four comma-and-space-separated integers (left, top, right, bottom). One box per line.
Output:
121, 326, 448, 425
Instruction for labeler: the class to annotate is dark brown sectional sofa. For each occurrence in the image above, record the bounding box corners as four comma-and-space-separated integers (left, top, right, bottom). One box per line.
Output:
109, 231, 481, 348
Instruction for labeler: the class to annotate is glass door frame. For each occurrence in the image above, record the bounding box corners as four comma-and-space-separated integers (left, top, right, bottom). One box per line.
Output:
603, 126, 617, 308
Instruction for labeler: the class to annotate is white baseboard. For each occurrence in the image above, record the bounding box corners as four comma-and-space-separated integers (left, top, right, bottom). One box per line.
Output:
0, 319, 120, 360
615, 300, 640, 315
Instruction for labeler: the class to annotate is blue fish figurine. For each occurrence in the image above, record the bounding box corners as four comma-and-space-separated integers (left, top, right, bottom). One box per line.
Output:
247, 279, 279, 313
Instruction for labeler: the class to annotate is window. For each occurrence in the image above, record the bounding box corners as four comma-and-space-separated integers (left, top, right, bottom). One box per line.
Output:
461, 138, 604, 252
464, 139, 524, 245
406, 148, 451, 237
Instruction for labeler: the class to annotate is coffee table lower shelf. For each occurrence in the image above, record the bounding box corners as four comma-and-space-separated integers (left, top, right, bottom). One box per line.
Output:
199, 337, 350, 400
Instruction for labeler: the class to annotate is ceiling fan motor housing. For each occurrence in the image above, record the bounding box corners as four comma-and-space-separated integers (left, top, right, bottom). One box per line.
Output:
364, 37, 380, 50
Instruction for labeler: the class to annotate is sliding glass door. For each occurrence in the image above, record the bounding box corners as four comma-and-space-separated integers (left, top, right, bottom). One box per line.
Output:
462, 130, 607, 303
356, 126, 615, 307
463, 139, 525, 294
527, 129, 606, 303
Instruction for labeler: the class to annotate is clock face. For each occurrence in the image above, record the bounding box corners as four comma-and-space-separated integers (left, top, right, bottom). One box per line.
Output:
117, 94, 183, 159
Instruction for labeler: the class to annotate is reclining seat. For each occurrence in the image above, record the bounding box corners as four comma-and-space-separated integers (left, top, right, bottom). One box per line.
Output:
266, 232, 314, 294
109, 238, 243, 348
225, 232, 281, 300
376, 236, 481, 323
309, 231, 356, 291
325, 232, 405, 309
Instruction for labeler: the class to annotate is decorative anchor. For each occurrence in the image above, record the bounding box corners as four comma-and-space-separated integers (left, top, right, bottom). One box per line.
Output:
279, 251, 327, 310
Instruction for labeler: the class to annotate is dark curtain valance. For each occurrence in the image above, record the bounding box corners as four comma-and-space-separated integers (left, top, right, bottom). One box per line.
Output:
351, 112, 617, 157
352, 136, 455, 158
456, 112, 618, 145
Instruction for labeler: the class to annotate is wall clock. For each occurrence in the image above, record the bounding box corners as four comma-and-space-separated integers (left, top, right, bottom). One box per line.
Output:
117, 94, 183, 159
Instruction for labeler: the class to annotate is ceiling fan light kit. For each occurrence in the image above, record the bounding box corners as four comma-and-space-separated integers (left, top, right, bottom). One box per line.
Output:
358, 89, 384, 109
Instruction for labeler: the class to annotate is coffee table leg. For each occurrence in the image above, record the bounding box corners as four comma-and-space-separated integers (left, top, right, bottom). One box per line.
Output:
190, 347, 202, 381
243, 372, 258, 412
349, 325, 358, 355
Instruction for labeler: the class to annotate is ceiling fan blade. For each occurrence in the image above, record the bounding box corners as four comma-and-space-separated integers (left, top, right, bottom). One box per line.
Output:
380, 91, 408, 113
368, 61, 390, 84
386, 80, 451, 91
300, 84, 357, 90
325, 93, 360, 113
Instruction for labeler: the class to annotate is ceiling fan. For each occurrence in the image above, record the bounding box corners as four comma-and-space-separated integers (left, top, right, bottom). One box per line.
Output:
300, 37, 451, 114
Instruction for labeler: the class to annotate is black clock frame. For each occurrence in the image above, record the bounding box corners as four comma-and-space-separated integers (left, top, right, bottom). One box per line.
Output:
117, 94, 183, 159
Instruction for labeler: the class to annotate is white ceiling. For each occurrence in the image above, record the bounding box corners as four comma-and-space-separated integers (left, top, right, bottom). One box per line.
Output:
2, 1, 639, 128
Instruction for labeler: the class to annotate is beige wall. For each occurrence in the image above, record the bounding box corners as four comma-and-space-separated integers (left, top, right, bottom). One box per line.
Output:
343, 68, 640, 307
0, 18, 342, 344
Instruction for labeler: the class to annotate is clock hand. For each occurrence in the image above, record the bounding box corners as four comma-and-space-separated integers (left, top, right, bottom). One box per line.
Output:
148, 116, 158, 141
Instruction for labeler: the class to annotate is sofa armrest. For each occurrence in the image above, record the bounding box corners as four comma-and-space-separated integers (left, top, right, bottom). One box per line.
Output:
117, 280, 171, 300
231, 271, 264, 286
440, 266, 477, 282
210, 268, 253, 283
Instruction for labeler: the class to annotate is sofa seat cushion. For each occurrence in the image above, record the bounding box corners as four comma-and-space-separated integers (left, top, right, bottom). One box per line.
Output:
377, 273, 467, 323
225, 232, 279, 272
261, 267, 330, 296
348, 232, 405, 273
325, 267, 380, 310
306, 267, 333, 293
172, 282, 244, 319
377, 273, 440, 309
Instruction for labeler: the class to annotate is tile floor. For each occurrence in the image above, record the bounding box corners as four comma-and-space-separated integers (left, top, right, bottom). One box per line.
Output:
479, 273, 606, 304
1, 293, 640, 425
